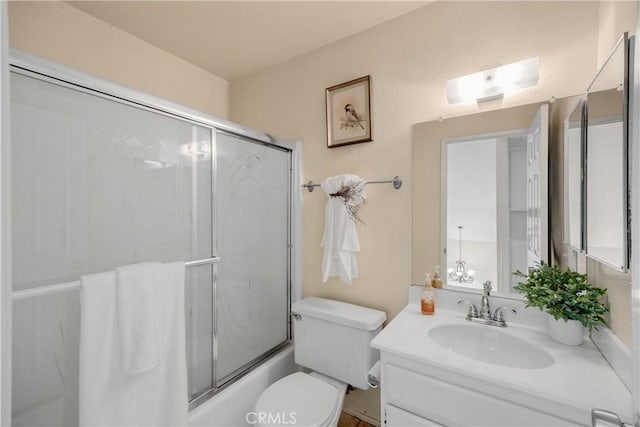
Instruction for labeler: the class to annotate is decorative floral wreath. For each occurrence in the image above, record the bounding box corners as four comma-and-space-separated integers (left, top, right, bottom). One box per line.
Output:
330, 180, 366, 224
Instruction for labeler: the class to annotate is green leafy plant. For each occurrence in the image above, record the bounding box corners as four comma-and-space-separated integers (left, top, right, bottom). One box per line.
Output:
513, 262, 608, 330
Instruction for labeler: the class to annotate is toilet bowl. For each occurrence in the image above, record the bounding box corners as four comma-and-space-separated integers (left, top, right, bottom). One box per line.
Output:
254, 297, 386, 427
255, 372, 347, 427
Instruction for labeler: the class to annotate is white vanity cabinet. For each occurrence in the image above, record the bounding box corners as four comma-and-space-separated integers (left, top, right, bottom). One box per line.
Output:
380, 357, 576, 426
371, 304, 633, 427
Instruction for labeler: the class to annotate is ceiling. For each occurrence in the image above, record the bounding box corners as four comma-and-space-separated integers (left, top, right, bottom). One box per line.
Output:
67, 1, 429, 81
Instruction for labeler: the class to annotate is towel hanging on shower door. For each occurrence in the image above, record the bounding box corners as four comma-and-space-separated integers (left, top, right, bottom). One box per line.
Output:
78, 262, 188, 426
321, 174, 366, 285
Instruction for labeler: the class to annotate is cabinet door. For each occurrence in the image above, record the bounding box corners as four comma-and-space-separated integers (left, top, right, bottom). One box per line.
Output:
386, 364, 576, 426
386, 405, 443, 426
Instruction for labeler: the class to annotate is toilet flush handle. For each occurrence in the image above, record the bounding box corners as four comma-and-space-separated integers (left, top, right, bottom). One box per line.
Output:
292, 313, 302, 321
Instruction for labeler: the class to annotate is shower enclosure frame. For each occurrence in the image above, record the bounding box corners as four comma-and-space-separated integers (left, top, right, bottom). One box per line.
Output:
7, 48, 303, 413
0, 3, 11, 424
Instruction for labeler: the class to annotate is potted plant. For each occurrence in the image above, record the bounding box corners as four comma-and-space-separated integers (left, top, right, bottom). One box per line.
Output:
513, 262, 608, 345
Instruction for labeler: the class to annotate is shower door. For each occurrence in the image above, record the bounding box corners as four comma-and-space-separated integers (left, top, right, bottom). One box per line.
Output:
10, 70, 214, 425
9, 53, 297, 422
214, 131, 291, 386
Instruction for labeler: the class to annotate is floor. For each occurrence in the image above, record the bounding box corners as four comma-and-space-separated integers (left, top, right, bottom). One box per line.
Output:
342, 387, 380, 426
338, 412, 376, 427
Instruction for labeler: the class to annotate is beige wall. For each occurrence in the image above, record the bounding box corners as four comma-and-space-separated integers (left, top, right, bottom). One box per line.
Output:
588, 260, 632, 346
231, 1, 602, 322
598, 1, 637, 69
8, 1, 229, 118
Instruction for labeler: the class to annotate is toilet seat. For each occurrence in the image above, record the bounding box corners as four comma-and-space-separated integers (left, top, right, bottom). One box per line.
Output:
255, 372, 339, 427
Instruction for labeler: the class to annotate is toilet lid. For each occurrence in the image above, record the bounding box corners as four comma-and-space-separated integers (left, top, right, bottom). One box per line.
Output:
255, 372, 339, 427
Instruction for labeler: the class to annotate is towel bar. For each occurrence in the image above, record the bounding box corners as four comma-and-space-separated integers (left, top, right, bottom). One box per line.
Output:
301, 176, 402, 192
11, 256, 222, 301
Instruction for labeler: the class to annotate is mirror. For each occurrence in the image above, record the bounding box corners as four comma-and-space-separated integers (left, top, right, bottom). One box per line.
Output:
412, 102, 547, 297
585, 34, 629, 271
563, 99, 584, 269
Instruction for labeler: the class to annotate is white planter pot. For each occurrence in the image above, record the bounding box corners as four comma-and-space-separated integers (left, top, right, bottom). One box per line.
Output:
546, 315, 585, 346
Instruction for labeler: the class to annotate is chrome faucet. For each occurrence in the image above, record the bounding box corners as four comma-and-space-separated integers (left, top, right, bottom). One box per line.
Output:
457, 281, 517, 327
479, 280, 492, 320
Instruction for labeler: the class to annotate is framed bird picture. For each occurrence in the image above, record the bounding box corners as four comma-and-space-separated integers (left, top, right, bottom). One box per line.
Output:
325, 75, 372, 148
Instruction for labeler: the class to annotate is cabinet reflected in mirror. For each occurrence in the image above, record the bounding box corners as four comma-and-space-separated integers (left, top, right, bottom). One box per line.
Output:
585, 34, 629, 271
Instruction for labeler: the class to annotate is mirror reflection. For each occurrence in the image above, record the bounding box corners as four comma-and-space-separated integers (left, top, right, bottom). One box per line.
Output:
563, 100, 583, 253
443, 132, 528, 293
585, 35, 628, 270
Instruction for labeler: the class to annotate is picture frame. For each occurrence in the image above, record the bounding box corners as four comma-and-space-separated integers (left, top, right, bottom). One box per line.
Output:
325, 75, 372, 148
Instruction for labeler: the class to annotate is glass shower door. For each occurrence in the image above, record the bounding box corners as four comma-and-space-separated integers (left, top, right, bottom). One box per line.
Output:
10, 71, 214, 422
214, 131, 290, 385
10, 59, 297, 418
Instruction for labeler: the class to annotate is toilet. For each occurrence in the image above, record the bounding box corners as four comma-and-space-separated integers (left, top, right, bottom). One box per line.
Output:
255, 297, 386, 427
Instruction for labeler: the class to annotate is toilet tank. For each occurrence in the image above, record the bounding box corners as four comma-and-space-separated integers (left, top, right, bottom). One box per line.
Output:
291, 297, 386, 389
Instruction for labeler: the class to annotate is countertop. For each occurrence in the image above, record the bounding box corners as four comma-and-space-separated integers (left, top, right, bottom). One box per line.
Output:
371, 304, 634, 424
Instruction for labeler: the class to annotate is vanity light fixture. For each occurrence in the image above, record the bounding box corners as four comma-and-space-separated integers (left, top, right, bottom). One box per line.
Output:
447, 226, 475, 284
446, 57, 539, 104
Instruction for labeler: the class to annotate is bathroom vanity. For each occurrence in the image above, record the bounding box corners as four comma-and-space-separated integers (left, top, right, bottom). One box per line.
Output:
371, 296, 633, 426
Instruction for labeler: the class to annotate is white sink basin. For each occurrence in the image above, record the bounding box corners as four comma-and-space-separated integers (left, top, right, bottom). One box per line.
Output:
428, 324, 554, 369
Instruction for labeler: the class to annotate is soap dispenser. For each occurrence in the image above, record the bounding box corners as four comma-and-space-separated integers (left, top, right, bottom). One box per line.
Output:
432, 265, 443, 289
421, 273, 435, 315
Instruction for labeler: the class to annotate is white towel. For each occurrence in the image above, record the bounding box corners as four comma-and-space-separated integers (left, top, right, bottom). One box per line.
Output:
321, 174, 366, 285
79, 262, 188, 426
116, 262, 161, 375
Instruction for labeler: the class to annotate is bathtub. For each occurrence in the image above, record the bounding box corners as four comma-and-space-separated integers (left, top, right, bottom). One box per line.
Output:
12, 289, 296, 427
13, 347, 296, 427
189, 346, 297, 426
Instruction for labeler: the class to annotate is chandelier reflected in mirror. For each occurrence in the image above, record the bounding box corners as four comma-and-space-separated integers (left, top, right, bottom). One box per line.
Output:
447, 225, 475, 283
